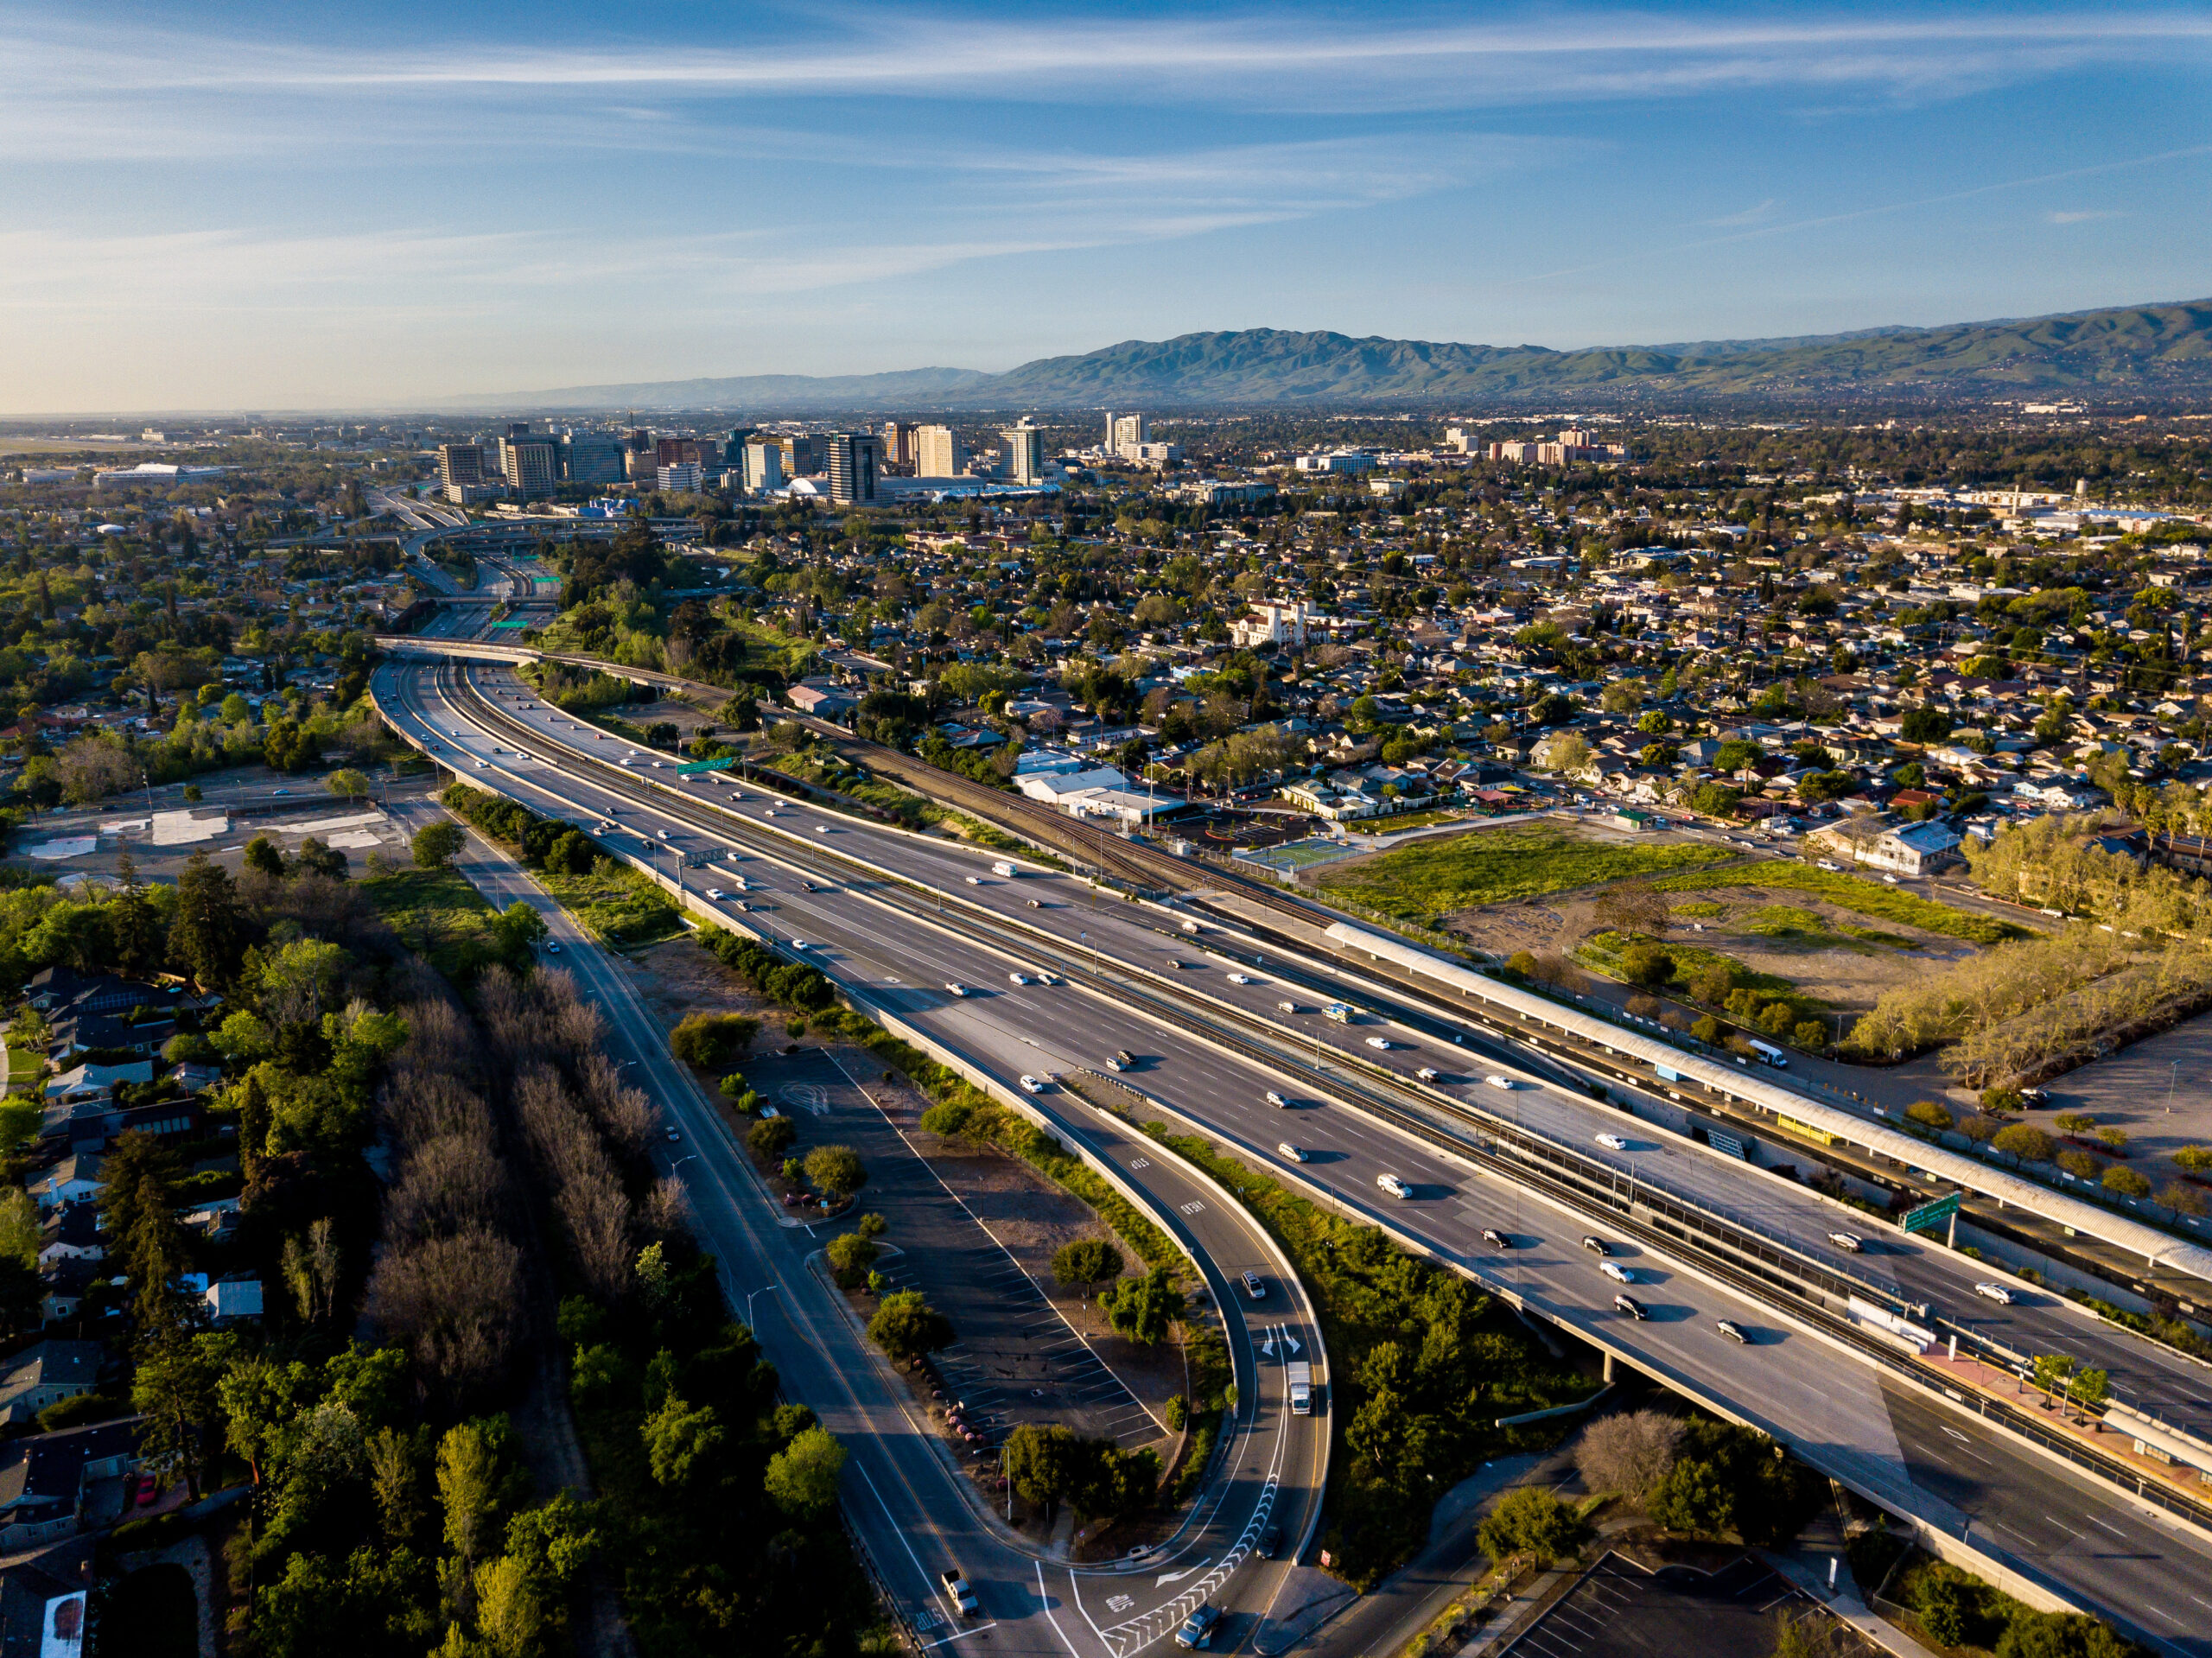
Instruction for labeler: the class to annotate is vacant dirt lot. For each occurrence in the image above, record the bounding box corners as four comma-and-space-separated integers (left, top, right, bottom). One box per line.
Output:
1443, 877, 1977, 1014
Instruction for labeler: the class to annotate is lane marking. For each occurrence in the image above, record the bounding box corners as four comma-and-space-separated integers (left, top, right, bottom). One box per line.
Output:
1035, 1562, 1084, 1658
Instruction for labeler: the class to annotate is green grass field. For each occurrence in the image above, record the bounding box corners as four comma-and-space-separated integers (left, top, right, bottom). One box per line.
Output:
1649, 861, 2024, 945
538, 862, 685, 948
363, 866, 507, 981
1317, 825, 1733, 926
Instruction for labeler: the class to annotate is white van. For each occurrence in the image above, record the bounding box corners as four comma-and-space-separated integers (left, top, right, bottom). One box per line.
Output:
1376, 1173, 1412, 1200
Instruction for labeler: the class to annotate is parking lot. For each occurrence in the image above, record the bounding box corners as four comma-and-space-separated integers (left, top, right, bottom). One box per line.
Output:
1506, 1553, 1877, 1658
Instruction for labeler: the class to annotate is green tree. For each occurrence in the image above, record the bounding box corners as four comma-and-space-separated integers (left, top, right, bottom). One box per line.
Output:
1996, 1611, 2129, 1658
1477, 1486, 1587, 1565
99, 1130, 189, 1315
2101, 1166, 2152, 1199
867, 1291, 953, 1363
437, 1420, 516, 1566
1993, 1124, 2056, 1163
1004, 1422, 1080, 1510
243, 834, 287, 878
825, 1232, 879, 1287
1904, 1101, 1953, 1132
493, 902, 547, 956
803, 1143, 867, 1201
168, 848, 248, 988
1052, 1239, 1123, 1287
1101, 1267, 1185, 1345
763, 1426, 848, 1518
747, 1115, 796, 1159
470, 1556, 542, 1658
132, 1328, 228, 1498
412, 822, 466, 870
1618, 941, 1674, 988
641, 1394, 726, 1488
1648, 1457, 1733, 1534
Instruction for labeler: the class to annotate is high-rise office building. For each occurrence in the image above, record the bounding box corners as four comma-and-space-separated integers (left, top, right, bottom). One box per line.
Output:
562, 433, 626, 486
917, 425, 965, 479
1001, 421, 1044, 486
880, 421, 919, 474
825, 433, 882, 505
777, 434, 824, 478
437, 442, 486, 490
658, 462, 702, 493
743, 441, 785, 493
1110, 413, 1148, 455
499, 426, 558, 499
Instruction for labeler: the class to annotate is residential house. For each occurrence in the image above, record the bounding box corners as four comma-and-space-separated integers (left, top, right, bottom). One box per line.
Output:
28, 1155, 102, 1214
34, 1208, 100, 1272
41, 1063, 152, 1112
0, 1344, 104, 1426
0, 1420, 143, 1548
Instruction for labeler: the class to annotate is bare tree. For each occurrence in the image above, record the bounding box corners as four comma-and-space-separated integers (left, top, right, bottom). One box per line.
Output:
1574, 1410, 1684, 1502
366, 1228, 525, 1407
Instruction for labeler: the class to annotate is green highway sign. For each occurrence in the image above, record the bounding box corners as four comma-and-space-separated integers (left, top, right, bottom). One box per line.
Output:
1901, 1191, 1961, 1236
677, 756, 738, 776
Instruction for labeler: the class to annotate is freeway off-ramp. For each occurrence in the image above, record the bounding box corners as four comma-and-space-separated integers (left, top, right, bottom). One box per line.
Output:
377, 653, 2212, 1655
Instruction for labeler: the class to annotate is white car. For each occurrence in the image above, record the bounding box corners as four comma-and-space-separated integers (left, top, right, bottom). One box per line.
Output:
816, 825, 829, 834
1828, 1231, 1863, 1254
475, 759, 488, 768
1019, 1075, 1044, 1094
1366, 1037, 1392, 1051
1278, 1142, 1306, 1163
1008, 972, 1030, 986
1599, 1259, 1633, 1283
1376, 1173, 1412, 1200
790, 939, 810, 950
1034, 971, 1059, 985
1484, 1075, 1512, 1090
1716, 1319, 1749, 1344
945, 982, 966, 997
1416, 1066, 1440, 1081
1265, 1090, 1287, 1108
1974, 1281, 2014, 1305
657, 829, 671, 841
1595, 1133, 1630, 1151
1227, 972, 1251, 985
705, 887, 724, 900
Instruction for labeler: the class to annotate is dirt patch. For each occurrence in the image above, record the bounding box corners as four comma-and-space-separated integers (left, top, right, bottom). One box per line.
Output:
1443, 881, 1977, 1015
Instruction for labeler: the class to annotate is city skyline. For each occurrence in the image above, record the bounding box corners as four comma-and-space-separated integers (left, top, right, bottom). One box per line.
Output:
4, 2, 2210, 410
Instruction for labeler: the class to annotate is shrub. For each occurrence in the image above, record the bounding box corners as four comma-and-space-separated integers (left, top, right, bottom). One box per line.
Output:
1691, 1015, 1721, 1045
1052, 1239, 1124, 1286
780, 1157, 804, 1185
747, 1116, 796, 1159
719, 1073, 747, 1101
826, 1232, 879, 1287
2055, 1112, 2097, 1134
2094, 1127, 2127, 1153
1573, 1408, 1682, 1501
2173, 1145, 2212, 1173
1618, 941, 1674, 987
1992, 1124, 2055, 1164
2101, 1166, 2152, 1199
856, 1211, 887, 1238
1101, 1267, 1185, 1344
1163, 1393, 1189, 1432
1478, 1487, 1586, 1566
671, 1012, 760, 1069
1791, 1020, 1827, 1049
1981, 1085, 2024, 1115
2057, 1150, 2099, 1180
1904, 1101, 1953, 1132
918, 1101, 973, 1138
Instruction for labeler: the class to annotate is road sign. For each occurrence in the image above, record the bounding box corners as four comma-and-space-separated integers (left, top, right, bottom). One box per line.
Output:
677, 756, 738, 776
1901, 1191, 1961, 1236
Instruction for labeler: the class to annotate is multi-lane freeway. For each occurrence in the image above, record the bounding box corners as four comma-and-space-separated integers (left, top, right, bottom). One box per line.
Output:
372, 651, 2212, 1655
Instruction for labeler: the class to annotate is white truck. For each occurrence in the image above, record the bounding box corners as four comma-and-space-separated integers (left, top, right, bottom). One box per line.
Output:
991, 860, 1017, 878
1747, 1039, 1789, 1069
1286, 1360, 1313, 1416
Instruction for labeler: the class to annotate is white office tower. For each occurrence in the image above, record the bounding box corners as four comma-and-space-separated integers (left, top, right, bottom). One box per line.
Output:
743, 441, 785, 492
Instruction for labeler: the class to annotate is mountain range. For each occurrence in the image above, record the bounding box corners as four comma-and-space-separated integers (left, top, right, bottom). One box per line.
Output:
455, 296, 2212, 412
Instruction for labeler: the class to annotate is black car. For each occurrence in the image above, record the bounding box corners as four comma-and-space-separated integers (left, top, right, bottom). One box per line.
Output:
1614, 1294, 1647, 1321
1256, 1525, 1282, 1560
1481, 1229, 1510, 1250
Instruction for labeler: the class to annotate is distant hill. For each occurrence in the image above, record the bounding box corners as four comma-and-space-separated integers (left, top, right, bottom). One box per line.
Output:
454, 297, 2212, 411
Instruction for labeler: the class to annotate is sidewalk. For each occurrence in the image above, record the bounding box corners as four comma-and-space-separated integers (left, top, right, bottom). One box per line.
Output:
1763, 1544, 1942, 1658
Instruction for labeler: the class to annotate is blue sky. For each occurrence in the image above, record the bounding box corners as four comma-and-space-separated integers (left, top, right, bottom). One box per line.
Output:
5, 3, 2210, 410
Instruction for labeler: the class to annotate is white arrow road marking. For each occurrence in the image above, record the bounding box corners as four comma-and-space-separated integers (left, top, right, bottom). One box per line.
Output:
1154, 1560, 1210, 1587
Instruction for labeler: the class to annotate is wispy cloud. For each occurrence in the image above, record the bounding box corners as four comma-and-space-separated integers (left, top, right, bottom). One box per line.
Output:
1704, 198, 1780, 227
4, 9, 2205, 124
2047, 208, 2126, 223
